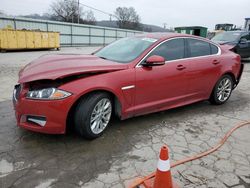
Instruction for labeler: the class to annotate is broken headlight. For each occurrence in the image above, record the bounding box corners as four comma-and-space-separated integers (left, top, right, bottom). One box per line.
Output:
26, 88, 71, 100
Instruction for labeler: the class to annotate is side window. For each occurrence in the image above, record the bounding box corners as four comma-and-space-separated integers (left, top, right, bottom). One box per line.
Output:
187, 39, 211, 57
241, 34, 250, 41
149, 38, 185, 61
210, 44, 219, 55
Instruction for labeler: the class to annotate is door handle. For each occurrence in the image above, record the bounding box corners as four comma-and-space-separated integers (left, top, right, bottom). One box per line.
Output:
176, 64, 186, 70
212, 60, 220, 65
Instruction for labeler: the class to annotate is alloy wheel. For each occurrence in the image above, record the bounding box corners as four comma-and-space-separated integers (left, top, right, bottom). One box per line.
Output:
90, 98, 112, 134
216, 77, 232, 102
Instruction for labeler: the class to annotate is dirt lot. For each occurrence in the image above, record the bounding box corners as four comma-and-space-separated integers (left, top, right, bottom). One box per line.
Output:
0, 48, 250, 188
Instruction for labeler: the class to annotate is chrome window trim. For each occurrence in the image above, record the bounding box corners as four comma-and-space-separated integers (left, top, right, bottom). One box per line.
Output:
135, 36, 221, 68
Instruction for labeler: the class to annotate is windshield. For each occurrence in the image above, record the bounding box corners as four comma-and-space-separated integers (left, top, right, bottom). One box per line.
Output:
211, 32, 241, 42
215, 24, 233, 31
95, 37, 158, 63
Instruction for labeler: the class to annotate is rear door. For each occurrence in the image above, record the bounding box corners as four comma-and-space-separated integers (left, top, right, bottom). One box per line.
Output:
185, 38, 222, 99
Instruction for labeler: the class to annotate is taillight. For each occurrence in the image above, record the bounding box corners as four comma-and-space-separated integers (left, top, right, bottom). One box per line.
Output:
236, 55, 241, 63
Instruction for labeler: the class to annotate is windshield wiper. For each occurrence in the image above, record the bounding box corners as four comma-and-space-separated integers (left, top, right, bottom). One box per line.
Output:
98, 56, 107, 60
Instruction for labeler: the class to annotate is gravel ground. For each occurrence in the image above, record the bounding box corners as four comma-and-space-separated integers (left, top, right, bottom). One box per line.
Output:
0, 48, 250, 188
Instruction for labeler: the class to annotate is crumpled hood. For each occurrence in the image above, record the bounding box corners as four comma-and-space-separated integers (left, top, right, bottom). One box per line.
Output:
18, 54, 128, 83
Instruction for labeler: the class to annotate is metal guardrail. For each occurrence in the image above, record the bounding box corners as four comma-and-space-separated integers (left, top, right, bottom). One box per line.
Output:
0, 16, 143, 46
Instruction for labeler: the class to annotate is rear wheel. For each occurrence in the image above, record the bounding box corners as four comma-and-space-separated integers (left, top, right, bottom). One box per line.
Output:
74, 92, 112, 139
209, 75, 233, 105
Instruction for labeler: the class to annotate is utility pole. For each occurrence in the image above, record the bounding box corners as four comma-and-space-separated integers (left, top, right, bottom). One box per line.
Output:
77, 0, 80, 24
163, 23, 167, 29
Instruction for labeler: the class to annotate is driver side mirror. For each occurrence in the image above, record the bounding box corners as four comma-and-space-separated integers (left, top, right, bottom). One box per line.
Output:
239, 38, 247, 44
142, 55, 165, 67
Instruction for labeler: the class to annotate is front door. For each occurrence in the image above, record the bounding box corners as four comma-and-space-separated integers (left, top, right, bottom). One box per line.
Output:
134, 38, 189, 115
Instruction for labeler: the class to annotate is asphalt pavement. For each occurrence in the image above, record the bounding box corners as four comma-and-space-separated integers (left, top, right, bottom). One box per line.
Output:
0, 48, 250, 188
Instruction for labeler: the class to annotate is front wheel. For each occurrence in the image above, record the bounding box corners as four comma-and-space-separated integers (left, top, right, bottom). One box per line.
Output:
74, 92, 112, 139
209, 75, 233, 105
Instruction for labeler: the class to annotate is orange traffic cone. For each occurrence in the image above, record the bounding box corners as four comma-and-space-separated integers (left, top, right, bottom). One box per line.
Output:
129, 145, 178, 188
153, 146, 174, 188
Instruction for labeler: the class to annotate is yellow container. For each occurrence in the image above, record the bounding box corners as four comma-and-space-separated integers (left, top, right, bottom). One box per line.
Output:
25, 31, 35, 48
33, 32, 42, 48
17, 31, 26, 49
0, 29, 60, 51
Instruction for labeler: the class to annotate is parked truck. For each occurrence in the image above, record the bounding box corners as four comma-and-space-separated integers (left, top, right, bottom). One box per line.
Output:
207, 23, 238, 39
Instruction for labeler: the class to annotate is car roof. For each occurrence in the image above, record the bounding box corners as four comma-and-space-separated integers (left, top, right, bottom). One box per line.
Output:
134, 32, 200, 40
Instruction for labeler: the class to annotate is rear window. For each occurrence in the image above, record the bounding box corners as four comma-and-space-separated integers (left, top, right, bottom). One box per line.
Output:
210, 44, 219, 54
188, 39, 211, 57
187, 39, 219, 57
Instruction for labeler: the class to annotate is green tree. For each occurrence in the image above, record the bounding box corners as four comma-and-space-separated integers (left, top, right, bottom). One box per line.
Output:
114, 7, 142, 30
49, 0, 96, 25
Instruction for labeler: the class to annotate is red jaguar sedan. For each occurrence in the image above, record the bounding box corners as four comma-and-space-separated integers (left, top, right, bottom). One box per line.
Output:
13, 33, 244, 139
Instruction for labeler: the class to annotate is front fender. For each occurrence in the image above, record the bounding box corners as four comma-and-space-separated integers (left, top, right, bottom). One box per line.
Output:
59, 69, 136, 119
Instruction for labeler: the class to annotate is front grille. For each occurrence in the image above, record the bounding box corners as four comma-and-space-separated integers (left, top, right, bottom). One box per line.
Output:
13, 84, 21, 101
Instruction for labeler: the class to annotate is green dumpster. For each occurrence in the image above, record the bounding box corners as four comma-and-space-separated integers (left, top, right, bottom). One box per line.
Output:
174, 26, 208, 38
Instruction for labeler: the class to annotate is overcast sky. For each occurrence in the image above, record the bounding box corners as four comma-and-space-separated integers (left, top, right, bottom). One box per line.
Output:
1, 0, 249, 30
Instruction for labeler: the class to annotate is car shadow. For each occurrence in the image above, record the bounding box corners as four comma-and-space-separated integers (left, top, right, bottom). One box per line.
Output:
0, 89, 249, 186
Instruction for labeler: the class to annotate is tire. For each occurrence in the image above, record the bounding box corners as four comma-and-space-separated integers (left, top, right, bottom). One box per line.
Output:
74, 92, 112, 139
209, 75, 234, 105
